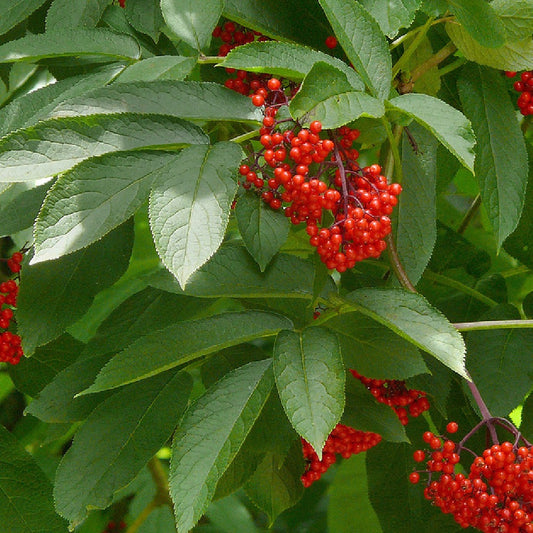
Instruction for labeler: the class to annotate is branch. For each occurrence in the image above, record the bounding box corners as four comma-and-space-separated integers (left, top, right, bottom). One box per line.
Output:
457, 194, 481, 234
453, 319, 533, 331
410, 41, 457, 83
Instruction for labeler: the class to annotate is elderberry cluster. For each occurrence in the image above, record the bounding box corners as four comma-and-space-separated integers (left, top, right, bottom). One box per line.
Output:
240, 78, 402, 272
350, 369, 430, 425
411, 422, 533, 532
301, 424, 381, 487
506, 71, 533, 116
212, 22, 270, 96
0, 252, 23, 365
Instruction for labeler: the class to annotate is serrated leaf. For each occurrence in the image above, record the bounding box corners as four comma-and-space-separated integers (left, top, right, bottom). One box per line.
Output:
244, 445, 304, 525
25, 353, 112, 423
125, 0, 164, 41
273, 327, 344, 457
49, 81, 262, 123
17, 221, 133, 355
115, 56, 196, 83
318, 0, 392, 99
161, 0, 222, 51
149, 142, 241, 287
466, 305, 533, 417
9, 334, 83, 397
0, 28, 140, 63
220, 41, 364, 89
395, 122, 438, 284
0, 113, 208, 183
83, 311, 292, 394
33, 151, 185, 263
0, 425, 68, 533
387, 93, 475, 172
458, 64, 528, 248
170, 359, 274, 533
327, 453, 382, 533
342, 377, 408, 443
82, 287, 209, 358
446, 21, 533, 70
359, 0, 421, 38
0, 181, 52, 237
0, 0, 49, 36
289, 62, 385, 129
492, 0, 533, 41
236, 192, 289, 271
324, 313, 428, 380
0, 65, 123, 138
521, 392, 533, 442
447, 0, 506, 47
337, 288, 468, 378
46, 0, 109, 30
405, 35, 441, 95
54, 370, 191, 526
148, 244, 337, 299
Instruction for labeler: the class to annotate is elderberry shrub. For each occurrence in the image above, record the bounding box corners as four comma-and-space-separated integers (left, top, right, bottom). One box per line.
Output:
238, 77, 402, 272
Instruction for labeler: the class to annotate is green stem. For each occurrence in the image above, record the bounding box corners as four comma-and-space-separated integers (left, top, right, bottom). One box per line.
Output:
392, 16, 435, 78
385, 234, 417, 292
230, 129, 261, 143
457, 194, 481, 234
197, 55, 225, 64
410, 41, 457, 83
147, 456, 172, 507
389, 16, 454, 51
437, 57, 466, 77
454, 319, 533, 331
381, 120, 403, 183
126, 500, 158, 533
423, 270, 498, 307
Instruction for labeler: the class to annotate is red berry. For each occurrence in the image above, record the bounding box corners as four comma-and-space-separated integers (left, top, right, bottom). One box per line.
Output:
251, 94, 265, 107
409, 472, 420, 484
325, 35, 337, 49
267, 78, 281, 91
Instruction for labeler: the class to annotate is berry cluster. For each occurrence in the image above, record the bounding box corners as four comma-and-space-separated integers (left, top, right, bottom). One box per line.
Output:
301, 424, 382, 487
240, 78, 402, 271
0, 252, 23, 365
411, 422, 533, 532
212, 22, 270, 96
350, 369, 430, 425
118, 0, 125, 7
506, 71, 533, 116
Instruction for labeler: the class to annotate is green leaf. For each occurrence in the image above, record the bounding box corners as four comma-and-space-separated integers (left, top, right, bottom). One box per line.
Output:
395, 122, 438, 285
236, 192, 289, 271
148, 244, 337, 299
336, 288, 468, 378
387, 93, 475, 172
161, 0, 222, 51
82, 311, 292, 394
466, 305, 533, 417
54, 371, 191, 527
318, 0, 392, 99
149, 142, 241, 287
83, 287, 209, 358
327, 454, 382, 533
289, 62, 385, 129
0, 65, 124, 138
170, 359, 274, 533
405, 35, 441, 96
0, 181, 51, 237
447, 0, 506, 47
46, 0, 109, 30
0, 0, 49, 36
342, 377, 408, 443
0, 113, 208, 183
359, 0, 421, 38
421, 0, 447, 16
244, 444, 304, 525
220, 41, 364, 89
458, 64, 528, 248
25, 353, 112, 423
492, 0, 533, 41
115, 55, 196, 83
273, 327, 345, 456
125, 0, 163, 41
9, 334, 83, 397
324, 313, 428, 380
446, 21, 533, 70
206, 495, 259, 533
0, 425, 68, 533
17, 221, 133, 355
521, 392, 533, 442
52, 79, 261, 122
0, 28, 140, 63
33, 151, 186, 263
